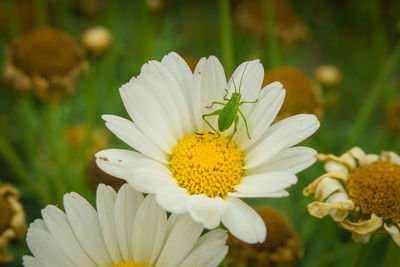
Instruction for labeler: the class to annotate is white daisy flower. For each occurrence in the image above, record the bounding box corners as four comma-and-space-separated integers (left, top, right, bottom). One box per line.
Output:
23, 184, 228, 267
96, 52, 320, 244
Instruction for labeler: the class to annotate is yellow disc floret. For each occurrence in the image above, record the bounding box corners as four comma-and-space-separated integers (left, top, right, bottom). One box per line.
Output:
347, 161, 400, 222
169, 132, 244, 198
110, 261, 149, 267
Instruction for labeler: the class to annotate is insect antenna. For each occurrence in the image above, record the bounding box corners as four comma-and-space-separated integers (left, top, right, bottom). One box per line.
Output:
238, 62, 250, 94
231, 77, 238, 93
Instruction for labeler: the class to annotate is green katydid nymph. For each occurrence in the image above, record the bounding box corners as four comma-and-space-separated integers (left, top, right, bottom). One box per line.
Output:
202, 64, 258, 144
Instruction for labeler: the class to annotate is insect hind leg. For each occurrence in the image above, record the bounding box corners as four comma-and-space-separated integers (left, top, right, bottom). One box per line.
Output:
228, 115, 239, 146
202, 110, 221, 136
238, 108, 251, 139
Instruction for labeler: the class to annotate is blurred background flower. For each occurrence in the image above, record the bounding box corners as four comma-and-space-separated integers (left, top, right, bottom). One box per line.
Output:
0, 183, 26, 264
227, 206, 303, 267
263, 66, 323, 121
2, 27, 87, 101
81, 26, 113, 56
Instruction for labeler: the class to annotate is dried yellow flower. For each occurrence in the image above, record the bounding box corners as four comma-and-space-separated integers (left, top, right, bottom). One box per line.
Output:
0, 183, 26, 263
2, 27, 87, 101
304, 147, 400, 245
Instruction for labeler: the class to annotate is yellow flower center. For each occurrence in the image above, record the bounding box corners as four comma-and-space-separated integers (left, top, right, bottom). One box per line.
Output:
347, 161, 400, 222
169, 132, 244, 198
0, 196, 12, 233
110, 261, 149, 267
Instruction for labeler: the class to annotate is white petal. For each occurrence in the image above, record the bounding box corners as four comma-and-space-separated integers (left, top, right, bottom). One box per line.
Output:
244, 120, 301, 169
384, 223, 400, 246
130, 168, 176, 194
178, 241, 228, 267
247, 147, 317, 175
236, 83, 284, 149
102, 115, 168, 163
156, 186, 189, 213
227, 60, 263, 103
120, 81, 177, 153
41, 206, 96, 267
191, 57, 206, 130
26, 227, 75, 267
192, 56, 227, 131
23, 255, 42, 267
233, 172, 297, 197
228, 189, 289, 198
132, 195, 167, 266
324, 161, 349, 174
192, 229, 228, 251
161, 52, 193, 109
96, 185, 123, 263
315, 177, 345, 201
114, 184, 144, 262
268, 114, 320, 148
143, 60, 193, 137
138, 63, 184, 139
381, 151, 400, 165
156, 214, 203, 267
63, 192, 113, 266
95, 149, 141, 179
221, 197, 266, 244
166, 213, 180, 235
187, 195, 226, 229
226, 60, 264, 136
30, 219, 48, 231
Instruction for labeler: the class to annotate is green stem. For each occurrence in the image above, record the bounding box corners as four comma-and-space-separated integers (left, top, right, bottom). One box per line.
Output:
44, 104, 68, 203
218, 0, 234, 76
351, 242, 372, 267
263, 0, 280, 68
382, 239, 400, 267
4, 0, 20, 38
0, 131, 48, 204
33, 0, 48, 26
368, 0, 386, 65
345, 41, 400, 149
385, 240, 400, 267
138, 0, 153, 63
83, 68, 96, 162
393, 138, 400, 153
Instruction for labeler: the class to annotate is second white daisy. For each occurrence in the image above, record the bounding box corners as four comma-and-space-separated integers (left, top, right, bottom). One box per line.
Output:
96, 52, 320, 244
23, 184, 228, 267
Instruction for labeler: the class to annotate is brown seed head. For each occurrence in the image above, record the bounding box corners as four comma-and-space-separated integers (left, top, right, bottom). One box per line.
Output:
227, 206, 303, 266
87, 160, 125, 192
263, 66, 323, 121
347, 161, 400, 222
12, 27, 82, 77
234, 0, 307, 44
0, 197, 11, 234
